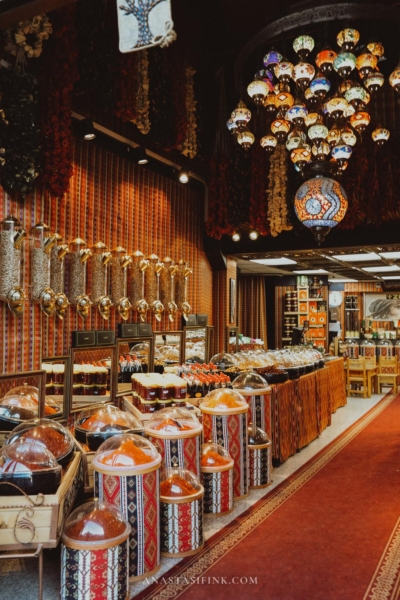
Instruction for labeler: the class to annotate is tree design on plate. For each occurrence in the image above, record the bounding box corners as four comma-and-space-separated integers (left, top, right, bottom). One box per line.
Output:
120, 0, 166, 48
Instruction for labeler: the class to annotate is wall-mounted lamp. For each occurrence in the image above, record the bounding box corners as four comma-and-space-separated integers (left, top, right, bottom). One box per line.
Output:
79, 118, 96, 141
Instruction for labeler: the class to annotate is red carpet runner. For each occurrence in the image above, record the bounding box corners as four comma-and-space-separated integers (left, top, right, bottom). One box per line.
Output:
135, 392, 400, 600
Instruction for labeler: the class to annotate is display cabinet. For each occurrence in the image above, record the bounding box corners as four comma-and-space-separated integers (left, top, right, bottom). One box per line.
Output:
69, 345, 116, 414
183, 326, 209, 363
153, 331, 183, 372
41, 355, 71, 420
115, 336, 155, 395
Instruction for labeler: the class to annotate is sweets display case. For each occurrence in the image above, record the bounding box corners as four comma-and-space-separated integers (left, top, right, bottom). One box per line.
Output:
115, 336, 155, 395
41, 355, 71, 420
183, 325, 214, 364
153, 330, 183, 372
69, 346, 116, 413
200, 442, 234, 516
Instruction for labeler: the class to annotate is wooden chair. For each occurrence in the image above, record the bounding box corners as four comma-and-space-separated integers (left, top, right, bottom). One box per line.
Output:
364, 356, 378, 396
346, 358, 368, 398
377, 356, 399, 394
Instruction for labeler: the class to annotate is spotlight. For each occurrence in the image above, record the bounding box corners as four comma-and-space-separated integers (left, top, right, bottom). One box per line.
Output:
80, 118, 96, 141
249, 230, 259, 240
232, 232, 241, 242
135, 146, 148, 165
178, 169, 189, 184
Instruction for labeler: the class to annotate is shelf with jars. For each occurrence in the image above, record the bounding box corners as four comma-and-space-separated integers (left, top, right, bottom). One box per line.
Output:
282, 277, 327, 348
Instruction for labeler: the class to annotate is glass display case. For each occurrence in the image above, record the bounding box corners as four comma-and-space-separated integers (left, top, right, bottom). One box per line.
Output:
0, 371, 46, 438
226, 326, 239, 353
41, 355, 70, 420
69, 346, 116, 413
115, 337, 154, 395
153, 331, 183, 372
183, 326, 208, 363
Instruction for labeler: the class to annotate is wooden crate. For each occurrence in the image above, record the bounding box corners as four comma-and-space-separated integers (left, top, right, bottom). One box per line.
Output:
0, 452, 81, 551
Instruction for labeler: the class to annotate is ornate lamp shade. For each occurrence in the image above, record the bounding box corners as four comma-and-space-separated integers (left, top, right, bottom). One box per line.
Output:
363, 71, 384, 93
263, 94, 277, 112
275, 92, 294, 110
315, 49, 337, 74
336, 28, 360, 51
312, 141, 330, 160
237, 130, 255, 150
372, 127, 390, 146
293, 62, 315, 89
367, 42, 384, 58
310, 75, 331, 98
333, 52, 357, 78
304, 112, 319, 127
260, 135, 278, 152
344, 85, 370, 109
274, 61, 294, 83
325, 95, 349, 120
294, 177, 348, 243
339, 79, 355, 94
263, 50, 283, 68
293, 35, 315, 59
327, 128, 341, 146
356, 52, 378, 78
389, 63, 400, 92
255, 69, 274, 83
226, 118, 238, 135
286, 130, 306, 150
271, 118, 291, 142
304, 86, 317, 105
308, 122, 329, 145
231, 101, 251, 130
286, 103, 308, 126
344, 103, 356, 118
247, 80, 270, 105
331, 143, 352, 166
349, 111, 371, 132
290, 145, 312, 170
341, 127, 357, 146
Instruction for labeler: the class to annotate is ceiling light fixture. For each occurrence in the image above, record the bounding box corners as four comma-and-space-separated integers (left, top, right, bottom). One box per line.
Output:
80, 118, 96, 141
363, 265, 400, 273
135, 146, 148, 165
328, 278, 358, 282
232, 232, 241, 241
379, 252, 400, 259
332, 252, 381, 261
249, 230, 259, 240
250, 257, 297, 265
381, 276, 400, 280
178, 169, 189, 184
294, 269, 328, 274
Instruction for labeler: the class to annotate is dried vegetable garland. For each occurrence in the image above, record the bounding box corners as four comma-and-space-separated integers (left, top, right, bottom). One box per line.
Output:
205, 155, 233, 239
38, 5, 79, 198
267, 145, 292, 237
249, 143, 270, 236
131, 50, 150, 135
0, 68, 41, 196
4, 15, 52, 64
180, 66, 197, 159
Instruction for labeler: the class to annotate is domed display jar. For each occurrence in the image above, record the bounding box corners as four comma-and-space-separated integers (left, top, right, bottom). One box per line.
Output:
200, 389, 249, 499
376, 338, 393, 359
200, 442, 234, 516
93, 434, 161, 581
145, 406, 203, 477
6, 418, 75, 466
345, 338, 359, 359
61, 498, 130, 600
232, 371, 272, 438
74, 405, 144, 451
160, 468, 204, 557
210, 353, 240, 380
359, 339, 376, 358
248, 424, 272, 489
0, 438, 61, 496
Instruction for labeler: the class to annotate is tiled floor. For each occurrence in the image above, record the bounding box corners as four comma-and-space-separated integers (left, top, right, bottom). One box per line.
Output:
0, 393, 385, 600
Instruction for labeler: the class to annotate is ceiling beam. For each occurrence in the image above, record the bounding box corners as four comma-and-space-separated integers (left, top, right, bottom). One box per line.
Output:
0, 0, 79, 30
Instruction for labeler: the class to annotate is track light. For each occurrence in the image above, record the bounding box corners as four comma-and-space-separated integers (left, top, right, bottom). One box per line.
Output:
232, 232, 241, 241
178, 169, 189, 184
135, 146, 148, 165
80, 118, 96, 141
249, 230, 259, 240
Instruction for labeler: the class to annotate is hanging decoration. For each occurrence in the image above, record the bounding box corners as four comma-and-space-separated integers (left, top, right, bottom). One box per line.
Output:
180, 66, 198, 159
4, 15, 52, 66
148, 47, 175, 148
114, 52, 138, 121
0, 68, 41, 197
117, 0, 176, 53
38, 5, 79, 199
131, 49, 151, 134
249, 143, 270, 236
206, 155, 233, 239
267, 145, 292, 236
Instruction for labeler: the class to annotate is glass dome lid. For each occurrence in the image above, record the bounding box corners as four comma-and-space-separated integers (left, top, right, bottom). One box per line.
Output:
248, 424, 270, 446
1, 439, 60, 473
231, 371, 270, 393
130, 342, 150, 356
93, 433, 161, 472
200, 442, 233, 468
360, 339, 375, 346
199, 389, 248, 414
377, 339, 393, 345
209, 353, 238, 368
6, 418, 75, 464
160, 468, 203, 499
76, 405, 142, 434
5, 384, 39, 401
63, 498, 130, 547
145, 406, 202, 437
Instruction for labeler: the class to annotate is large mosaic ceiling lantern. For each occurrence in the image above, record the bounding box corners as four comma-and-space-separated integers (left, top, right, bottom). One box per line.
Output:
294, 177, 348, 243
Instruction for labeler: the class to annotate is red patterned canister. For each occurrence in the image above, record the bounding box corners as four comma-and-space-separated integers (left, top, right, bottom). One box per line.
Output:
376, 339, 393, 359
248, 425, 272, 489
232, 372, 272, 438
145, 407, 203, 477
200, 389, 249, 500
200, 442, 234, 516
92, 434, 161, 581
61, 499, 130, 600
360, 339, 376, 358
160, 468, 204, 557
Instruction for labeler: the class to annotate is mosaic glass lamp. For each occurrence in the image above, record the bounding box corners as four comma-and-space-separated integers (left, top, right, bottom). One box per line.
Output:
326, 128, 341, 146
308, 119, 329, 146
315, 48, 337, 74
274, 61, 294, 83
230, 101, 251, 130
363, 71, 384, 93
312, 141, 330, 161
310, 74, 331, 98
290, 145, 312, 171
226, 118, 238, 135
293, 62, 315, 89
271, 118, 291, 142
340, 127, 357, 146
254, 69, 274, 83
237, 130, 255, 150
331, 143, 353, 167
293, 35, 315, 60
325, 96, 349, 120
356, 52, 378, 78
260, 135, 278, 152
286, 130, 306, 151
336, 28, 360, 51
263, 50, 283, 68
275, 92, 294, 110
344, 85, 370, 110
333, 52, 357, 78
349, 111, 371, 132
247, 80, 270, 105
286, 102, 308, 126
263, 94, 277, 113
294, 177, 348, 243
371, 127, 390, 146
389, 63, 400, 93
367, 42, 384, 57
